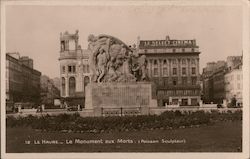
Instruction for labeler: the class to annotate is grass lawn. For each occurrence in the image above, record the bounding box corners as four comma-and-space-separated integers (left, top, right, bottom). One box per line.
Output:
6, 121, 242, 153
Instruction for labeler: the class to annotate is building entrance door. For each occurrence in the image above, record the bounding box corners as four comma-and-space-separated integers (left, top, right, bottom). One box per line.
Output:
181, 99, 188, 106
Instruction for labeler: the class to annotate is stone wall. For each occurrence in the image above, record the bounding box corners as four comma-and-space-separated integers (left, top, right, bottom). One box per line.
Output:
85, 82, 155, 109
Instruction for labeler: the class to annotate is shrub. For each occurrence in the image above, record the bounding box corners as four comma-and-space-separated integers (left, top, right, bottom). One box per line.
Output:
6, 110, 242, 133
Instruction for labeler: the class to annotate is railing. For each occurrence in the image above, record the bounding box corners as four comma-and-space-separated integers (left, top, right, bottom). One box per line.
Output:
101, 107, 142, 116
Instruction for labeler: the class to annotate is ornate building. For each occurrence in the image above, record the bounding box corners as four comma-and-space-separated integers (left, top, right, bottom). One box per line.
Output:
59, 30, 91, 100
138, 36, 201, 106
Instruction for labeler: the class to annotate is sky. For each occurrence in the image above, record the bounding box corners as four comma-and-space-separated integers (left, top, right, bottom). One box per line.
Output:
6, 4, 243, 78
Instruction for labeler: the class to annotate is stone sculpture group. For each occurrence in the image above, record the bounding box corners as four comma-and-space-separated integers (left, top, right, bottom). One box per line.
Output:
87, 34, 147, 83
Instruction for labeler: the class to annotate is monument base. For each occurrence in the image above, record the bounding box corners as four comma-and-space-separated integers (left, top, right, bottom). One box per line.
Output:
85, 82, 156, 116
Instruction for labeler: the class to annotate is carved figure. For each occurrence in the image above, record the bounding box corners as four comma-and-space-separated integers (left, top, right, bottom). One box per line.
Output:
96, 48, 108, 83
87, 34, 148, 83
131, 55, 148, 81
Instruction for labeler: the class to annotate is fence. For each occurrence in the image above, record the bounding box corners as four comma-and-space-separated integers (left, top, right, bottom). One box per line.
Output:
101, 107, 142, 116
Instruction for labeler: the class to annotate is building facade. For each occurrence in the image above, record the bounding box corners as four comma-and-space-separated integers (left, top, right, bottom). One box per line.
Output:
6, 53, 41, 105
59, 30, 91, 99
212, 62, 227, 104
138, 36, 201, 106
224, 57, 242, 106
202, 56, 242, 105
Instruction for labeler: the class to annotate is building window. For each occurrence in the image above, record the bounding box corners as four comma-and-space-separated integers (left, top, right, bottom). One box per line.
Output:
173, 48, 176, 52
191, 59, 196, 65
190, 90, 195, 95
191, 98, 197, 105
68, 66, 72, 73
182, 77, 187, 85
163, 68, 168, 76
183, 90, 188, 95
173, 68, 177, 75
61, 41, 65, 51
172, 99, 178, 105
182, 59, 186, 64
159, 79, 164, 86
61, 77, 65, 96
182, 68, 186, 75
83, 65, 86, 73
72, 65, 76, 73
182, 48, 185, 52
164, 78, 168, 86
154, 60, 158, 65
181, 99, 188, 106
173, 80, 177, 86
192, 67, 196, 75
191, 77, 197, 85
153, 68, 158, 76
163, 59, 167, 65
172, 59, 176, 64
69, 77, 76, 96
62, 66, 65, 74
68, 65, 76, 73
86, 65, 90, 73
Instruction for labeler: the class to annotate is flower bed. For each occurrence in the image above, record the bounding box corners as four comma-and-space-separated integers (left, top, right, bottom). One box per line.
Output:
6, 110, 242, 133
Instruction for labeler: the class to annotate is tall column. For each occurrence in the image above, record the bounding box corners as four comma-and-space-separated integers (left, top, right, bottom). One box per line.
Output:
60, 76, 63, 97
147, 59, 151, 78
65, 76, 69, 97
150, 59, 153, 78
168, 59, 172, 85
196, 58, 200, 81
177, 58, 181, 85
187, 58, 191, 85
76, 74, 82, 92
188, 97, 191, 105
159, 59, 162, 77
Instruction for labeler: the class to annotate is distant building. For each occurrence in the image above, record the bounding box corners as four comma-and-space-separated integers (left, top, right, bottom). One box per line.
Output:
58, 30, 91, 106
138, 36, 201, 106
6, 53, 41, 105
224, 57, 243, 106
212, 61, 227, 104
40, 75, 60, 105
202, 56, 242, 105
19, 56, 33, 68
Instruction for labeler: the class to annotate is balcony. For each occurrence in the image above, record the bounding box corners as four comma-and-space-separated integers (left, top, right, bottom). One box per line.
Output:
59, 51, 77, 60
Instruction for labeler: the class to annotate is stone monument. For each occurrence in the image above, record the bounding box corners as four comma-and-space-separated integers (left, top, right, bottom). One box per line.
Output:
85, 34, 157, 116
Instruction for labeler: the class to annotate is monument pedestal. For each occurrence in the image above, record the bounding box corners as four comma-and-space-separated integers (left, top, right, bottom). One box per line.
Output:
85, 82, 156, 116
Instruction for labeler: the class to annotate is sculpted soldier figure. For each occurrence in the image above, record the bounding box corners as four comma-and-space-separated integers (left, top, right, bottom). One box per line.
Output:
88, 34, 111, 82
96, 48, 108, 83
